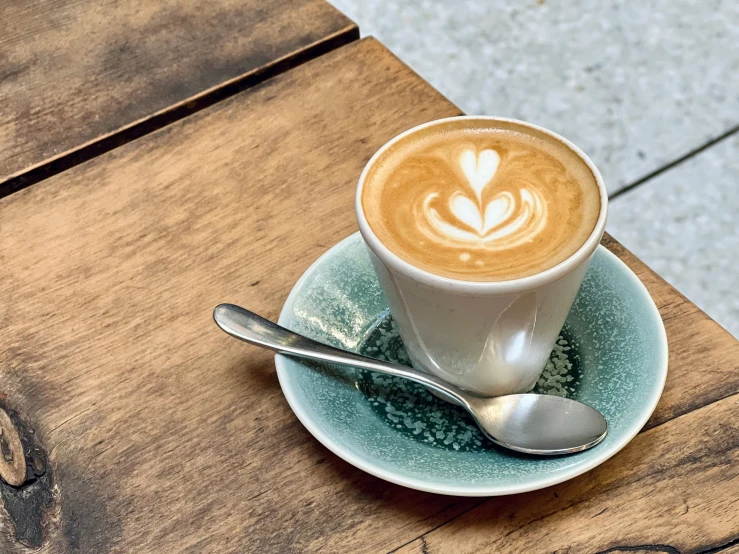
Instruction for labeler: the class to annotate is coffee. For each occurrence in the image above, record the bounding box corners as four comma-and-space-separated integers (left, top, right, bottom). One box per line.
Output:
361, 119, 601, 281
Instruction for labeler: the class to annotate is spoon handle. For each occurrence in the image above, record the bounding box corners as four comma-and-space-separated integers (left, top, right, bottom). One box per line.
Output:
213, 304, 470, 406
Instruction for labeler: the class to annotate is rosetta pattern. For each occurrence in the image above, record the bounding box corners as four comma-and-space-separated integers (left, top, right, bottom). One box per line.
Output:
416, 148, 549, 252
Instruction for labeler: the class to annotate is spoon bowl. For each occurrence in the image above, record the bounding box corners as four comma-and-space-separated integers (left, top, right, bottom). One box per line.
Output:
213, 303, 607, 455
465, 394, 607, 454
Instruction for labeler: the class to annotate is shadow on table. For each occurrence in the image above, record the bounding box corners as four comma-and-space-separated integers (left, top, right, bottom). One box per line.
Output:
313, 434, 654, 550
225, 346, 655, 550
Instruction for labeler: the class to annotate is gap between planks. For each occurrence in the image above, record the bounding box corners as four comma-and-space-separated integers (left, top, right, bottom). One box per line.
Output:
0, 26, 358, 200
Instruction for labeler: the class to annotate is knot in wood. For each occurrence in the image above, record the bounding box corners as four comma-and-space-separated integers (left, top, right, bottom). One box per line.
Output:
0, 408, 27, 486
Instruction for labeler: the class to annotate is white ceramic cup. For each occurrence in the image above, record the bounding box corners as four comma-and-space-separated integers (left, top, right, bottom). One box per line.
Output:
356, 116, 608, 397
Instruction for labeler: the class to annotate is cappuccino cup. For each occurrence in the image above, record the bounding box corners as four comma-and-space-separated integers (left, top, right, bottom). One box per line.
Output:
356, 116, 607, 397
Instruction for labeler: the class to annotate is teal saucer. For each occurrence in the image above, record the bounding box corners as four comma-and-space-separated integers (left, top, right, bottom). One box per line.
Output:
275, 233, 667, 496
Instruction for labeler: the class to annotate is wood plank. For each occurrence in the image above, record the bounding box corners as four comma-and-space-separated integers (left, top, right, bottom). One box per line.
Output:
0, 0, 357, 195
0, 37, 736, 553
0, 38, 466, 554
393, 392, 739, 554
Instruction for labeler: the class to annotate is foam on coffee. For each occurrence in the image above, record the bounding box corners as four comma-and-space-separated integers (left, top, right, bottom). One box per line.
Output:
361, 119, 601, 281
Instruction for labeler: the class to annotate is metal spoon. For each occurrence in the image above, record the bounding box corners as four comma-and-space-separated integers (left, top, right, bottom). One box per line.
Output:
213, 303, 607, 455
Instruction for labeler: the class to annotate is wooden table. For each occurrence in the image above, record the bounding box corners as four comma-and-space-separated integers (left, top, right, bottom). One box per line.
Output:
0, 8, 737, 554
0, 0, 356, 196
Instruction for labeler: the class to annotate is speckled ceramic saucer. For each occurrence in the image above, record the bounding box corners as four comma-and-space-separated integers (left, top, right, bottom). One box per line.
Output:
275, 233, 667, 496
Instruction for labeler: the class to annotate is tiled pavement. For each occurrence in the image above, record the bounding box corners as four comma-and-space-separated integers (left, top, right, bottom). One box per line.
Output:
331, 0, 739, 337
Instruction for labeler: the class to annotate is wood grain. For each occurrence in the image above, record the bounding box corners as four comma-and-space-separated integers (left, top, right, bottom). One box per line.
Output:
394, 392, 739, 554
0, 0, 357, 195
0, 38, 465, 553
0, 37, 736, 553
0, 409, 26, 487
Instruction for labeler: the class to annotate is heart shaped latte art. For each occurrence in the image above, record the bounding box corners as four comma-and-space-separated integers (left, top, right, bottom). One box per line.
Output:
420, 148, 548, 249
460, 148, 500, 201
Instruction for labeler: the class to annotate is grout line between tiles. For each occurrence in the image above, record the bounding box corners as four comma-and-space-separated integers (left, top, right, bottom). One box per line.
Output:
609, 123, 739, 201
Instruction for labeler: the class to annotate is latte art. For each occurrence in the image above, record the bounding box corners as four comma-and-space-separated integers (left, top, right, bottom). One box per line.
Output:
361, 119, 601, 281
418, 148, 548, 251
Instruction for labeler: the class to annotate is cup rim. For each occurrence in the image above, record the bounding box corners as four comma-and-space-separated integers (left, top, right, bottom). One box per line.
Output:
355, 116, 609, 295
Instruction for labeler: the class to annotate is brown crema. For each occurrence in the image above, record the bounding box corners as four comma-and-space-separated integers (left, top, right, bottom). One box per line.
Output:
361, 119, 601, 281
